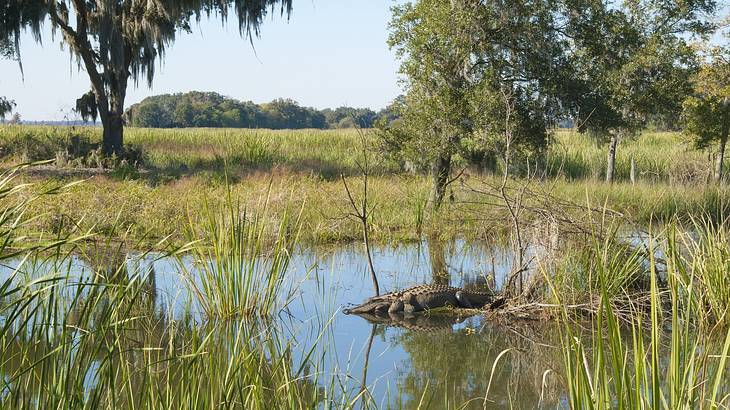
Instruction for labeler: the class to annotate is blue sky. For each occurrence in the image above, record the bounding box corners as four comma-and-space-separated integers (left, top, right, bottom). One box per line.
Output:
0, 1, 403, 121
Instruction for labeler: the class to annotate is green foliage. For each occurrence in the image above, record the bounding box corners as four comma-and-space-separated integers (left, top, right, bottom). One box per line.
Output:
383, 0, 574, 184
562, 0, 716, 140
260, 98, 326, 129
126, 92, 394, 129
321, 106, 378, 128
682, 42, 730, 150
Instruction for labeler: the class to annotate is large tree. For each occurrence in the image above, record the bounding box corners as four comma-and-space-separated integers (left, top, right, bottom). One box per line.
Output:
0, 0, 292, 155
562, 0, 716, 182
682, 39, 730, 183
386, 0, 567, 210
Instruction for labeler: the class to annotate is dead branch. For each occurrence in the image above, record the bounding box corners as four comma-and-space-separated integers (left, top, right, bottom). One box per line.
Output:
341, 120, 380, 296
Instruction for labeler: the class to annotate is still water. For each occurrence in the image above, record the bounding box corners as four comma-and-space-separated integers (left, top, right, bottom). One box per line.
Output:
1, 240, 566, 408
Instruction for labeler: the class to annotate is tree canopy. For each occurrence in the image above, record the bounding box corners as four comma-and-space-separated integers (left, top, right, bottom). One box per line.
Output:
383, 0, 719, 201
0, 0, 293, 154
384, 0, 573, 208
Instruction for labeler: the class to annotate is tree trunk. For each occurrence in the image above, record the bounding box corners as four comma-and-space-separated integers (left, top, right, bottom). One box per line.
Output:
431, 149, 452, 211
606, 133, 618, 183
716, 100, 730, 184
630, 156, 636, 184
102, 113, 124, 156
715, 138, 727, 184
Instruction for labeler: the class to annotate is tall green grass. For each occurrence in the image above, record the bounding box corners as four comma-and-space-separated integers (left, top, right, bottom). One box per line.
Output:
1, 261, 363, 408
0, 125, 710, 183
1, 125, 729, 246
179, 187, 302, 319
550, 224, 730, 409
547, 131, 707, 183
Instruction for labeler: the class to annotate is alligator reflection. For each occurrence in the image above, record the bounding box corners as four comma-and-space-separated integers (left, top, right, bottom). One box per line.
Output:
350, 311, 469, 332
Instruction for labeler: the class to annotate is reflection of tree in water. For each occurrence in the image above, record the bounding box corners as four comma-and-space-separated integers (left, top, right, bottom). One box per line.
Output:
391, 319, 563, 409
426, 237, 499, 291
428, 234, 450, 285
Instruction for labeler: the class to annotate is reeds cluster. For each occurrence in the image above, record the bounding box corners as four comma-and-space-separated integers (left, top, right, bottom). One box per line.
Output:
550, 221, 730, 409
179, 186, 302, 318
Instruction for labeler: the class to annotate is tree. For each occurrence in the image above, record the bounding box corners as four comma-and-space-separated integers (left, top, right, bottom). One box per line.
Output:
682, 40, 730, 183
562, 0, 717, 182
1, 1, 293, 156
386, 0, 566, 210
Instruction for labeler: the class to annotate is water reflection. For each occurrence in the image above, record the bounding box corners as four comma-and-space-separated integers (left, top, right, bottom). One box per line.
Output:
1, 239, 568, 408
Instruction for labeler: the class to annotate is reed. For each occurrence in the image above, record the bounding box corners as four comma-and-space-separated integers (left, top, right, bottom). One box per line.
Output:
178, 185, 302, 319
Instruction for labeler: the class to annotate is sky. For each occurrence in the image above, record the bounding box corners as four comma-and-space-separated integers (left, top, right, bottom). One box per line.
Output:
0, 1, 404, 121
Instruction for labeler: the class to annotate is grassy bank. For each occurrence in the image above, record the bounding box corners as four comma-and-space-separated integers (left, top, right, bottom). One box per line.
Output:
0, 125, 727, 246
6, 172, 729, 246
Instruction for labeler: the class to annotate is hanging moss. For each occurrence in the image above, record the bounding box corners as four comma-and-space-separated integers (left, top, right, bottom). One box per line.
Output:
75, 91, 98, 123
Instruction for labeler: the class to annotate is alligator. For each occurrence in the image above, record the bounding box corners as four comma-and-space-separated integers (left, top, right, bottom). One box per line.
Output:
342, 284, 494, 315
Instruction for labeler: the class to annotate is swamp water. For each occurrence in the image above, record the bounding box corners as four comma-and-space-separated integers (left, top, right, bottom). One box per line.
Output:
1, 240, 569, 408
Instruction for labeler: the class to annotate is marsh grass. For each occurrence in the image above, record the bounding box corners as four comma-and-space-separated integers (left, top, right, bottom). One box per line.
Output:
549, 224, 730, 409
1, 260, 366, 408
0, 168, 371, 409
0, 126, 711, 183
550, 220, 648, 306
546, 131, 708, 183
673, 219, 730, 325
1, 125, 729, 246
179, 185, 302, 319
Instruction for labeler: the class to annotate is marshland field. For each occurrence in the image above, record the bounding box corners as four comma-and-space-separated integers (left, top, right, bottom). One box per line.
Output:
3, 0, 730, 407
0, 124, 729, 409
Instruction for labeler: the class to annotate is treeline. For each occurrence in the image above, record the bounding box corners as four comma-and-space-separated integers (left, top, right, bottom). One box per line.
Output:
124, 92, 398, 129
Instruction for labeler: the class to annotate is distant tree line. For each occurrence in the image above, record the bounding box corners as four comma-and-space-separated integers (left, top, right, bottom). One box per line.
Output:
125, 92, 399, 129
